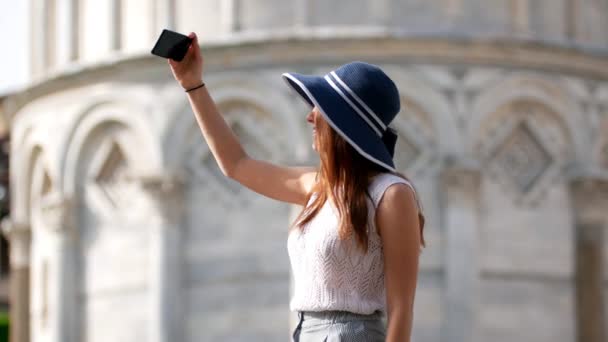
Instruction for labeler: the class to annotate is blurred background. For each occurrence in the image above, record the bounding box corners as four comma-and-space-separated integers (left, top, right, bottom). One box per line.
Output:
0, 0, 607, 341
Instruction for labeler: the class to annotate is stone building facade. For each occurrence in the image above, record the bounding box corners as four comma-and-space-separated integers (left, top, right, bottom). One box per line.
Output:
2, 1, 608, 342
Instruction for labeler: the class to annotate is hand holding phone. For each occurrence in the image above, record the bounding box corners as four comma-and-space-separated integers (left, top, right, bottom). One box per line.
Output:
151, 29, 193, 62
160, 31, 204, 90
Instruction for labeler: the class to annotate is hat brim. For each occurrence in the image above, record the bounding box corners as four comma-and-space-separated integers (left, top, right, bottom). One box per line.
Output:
282, 72, 396, 172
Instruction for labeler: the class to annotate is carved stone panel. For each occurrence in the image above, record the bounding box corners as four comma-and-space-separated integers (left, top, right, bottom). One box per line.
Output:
476, 101, 572, 205
490, 122, 552, 193
93, 142, 132, 209
85, 138, 141, 221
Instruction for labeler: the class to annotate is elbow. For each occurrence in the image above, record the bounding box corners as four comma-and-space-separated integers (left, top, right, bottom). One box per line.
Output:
222, 155, 247, 180
222, 164, 237, 179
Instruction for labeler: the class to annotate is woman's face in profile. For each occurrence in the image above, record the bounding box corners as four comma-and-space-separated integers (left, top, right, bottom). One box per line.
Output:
306, 107, 322, 152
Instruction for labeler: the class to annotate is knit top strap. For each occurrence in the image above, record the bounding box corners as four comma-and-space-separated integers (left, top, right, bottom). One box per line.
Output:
368, 173, 422, 211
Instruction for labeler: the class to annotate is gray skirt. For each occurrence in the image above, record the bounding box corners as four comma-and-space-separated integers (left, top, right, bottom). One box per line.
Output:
292, 310, 386, 342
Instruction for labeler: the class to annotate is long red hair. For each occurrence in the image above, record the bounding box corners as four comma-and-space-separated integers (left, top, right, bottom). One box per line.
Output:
291, 113, 426, 252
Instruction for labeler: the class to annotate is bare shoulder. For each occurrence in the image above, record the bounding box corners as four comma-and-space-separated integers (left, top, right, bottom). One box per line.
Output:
377, 183, 417, 210
375, 183, 419, 236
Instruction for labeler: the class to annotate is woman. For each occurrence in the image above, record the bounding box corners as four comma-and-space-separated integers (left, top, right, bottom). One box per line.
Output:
169, 33, 425, 342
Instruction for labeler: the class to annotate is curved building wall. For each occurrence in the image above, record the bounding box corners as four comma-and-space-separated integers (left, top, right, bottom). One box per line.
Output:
5, 1, 608, 342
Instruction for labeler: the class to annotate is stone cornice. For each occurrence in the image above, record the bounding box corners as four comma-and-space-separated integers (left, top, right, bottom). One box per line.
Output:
5, 33, 608, 120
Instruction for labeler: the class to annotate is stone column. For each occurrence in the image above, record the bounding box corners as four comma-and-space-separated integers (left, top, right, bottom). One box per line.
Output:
155, 0, 176, 31
139, 174, 185, 342
56, 0, 79, 64
565, 0, 581, 41
445, 0, 465, 20
31, 0, 45, 78
511, 0, 530, 35
570, 174, 608, 342
110, 0, 122, 50
294, 0, 310, 29
39, 193, 77, 342
1, 220, 31, 342
221, 0, 240, 33
369, 0, 389, 26
440, 160, 481, 342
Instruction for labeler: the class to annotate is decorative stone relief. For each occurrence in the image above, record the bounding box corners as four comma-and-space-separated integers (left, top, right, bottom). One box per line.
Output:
38, 192, 75, 237
85, 138, 141, 220
392, 97, 437, 177
416, 65, 504, 129
185, 100, 286, 207
476, 101, 571, 205
491, 122, 552, 193
94, 141, 132, 208
137, 174, 185, 226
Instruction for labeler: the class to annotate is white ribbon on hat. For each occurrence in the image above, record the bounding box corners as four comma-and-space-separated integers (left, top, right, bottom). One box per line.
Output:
329, 71, 387, 131
324, 75, 384, 137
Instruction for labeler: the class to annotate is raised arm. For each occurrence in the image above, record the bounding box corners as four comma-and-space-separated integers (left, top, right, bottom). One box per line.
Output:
169, 33, 316, 205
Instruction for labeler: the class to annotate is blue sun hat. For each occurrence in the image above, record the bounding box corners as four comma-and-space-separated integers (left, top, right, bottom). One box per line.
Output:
282, 61, 400, 172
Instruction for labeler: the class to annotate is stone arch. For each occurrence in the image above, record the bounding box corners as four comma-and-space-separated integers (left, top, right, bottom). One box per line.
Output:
61, 96, 162, 197
384, 66, 461, 161
12, 130, 53, 225
9, 130, 55, 338
58, 98, 161, 342
162, 74, 307, 177
468, 73, 587, 164
28, 146, 54, 337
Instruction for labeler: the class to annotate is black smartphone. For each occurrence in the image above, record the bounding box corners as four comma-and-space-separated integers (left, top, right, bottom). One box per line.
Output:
151, 29, 193, 62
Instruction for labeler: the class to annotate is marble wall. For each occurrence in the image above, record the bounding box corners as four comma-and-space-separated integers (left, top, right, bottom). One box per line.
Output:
6, 1, 608, 342
8, 54, 608, 341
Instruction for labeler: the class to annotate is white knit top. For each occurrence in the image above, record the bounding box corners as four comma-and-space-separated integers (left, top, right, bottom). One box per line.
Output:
287, 173, 419, 314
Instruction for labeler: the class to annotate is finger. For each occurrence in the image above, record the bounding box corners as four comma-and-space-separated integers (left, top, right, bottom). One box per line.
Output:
191, 33, 202, 59
168, 58, 177, 68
